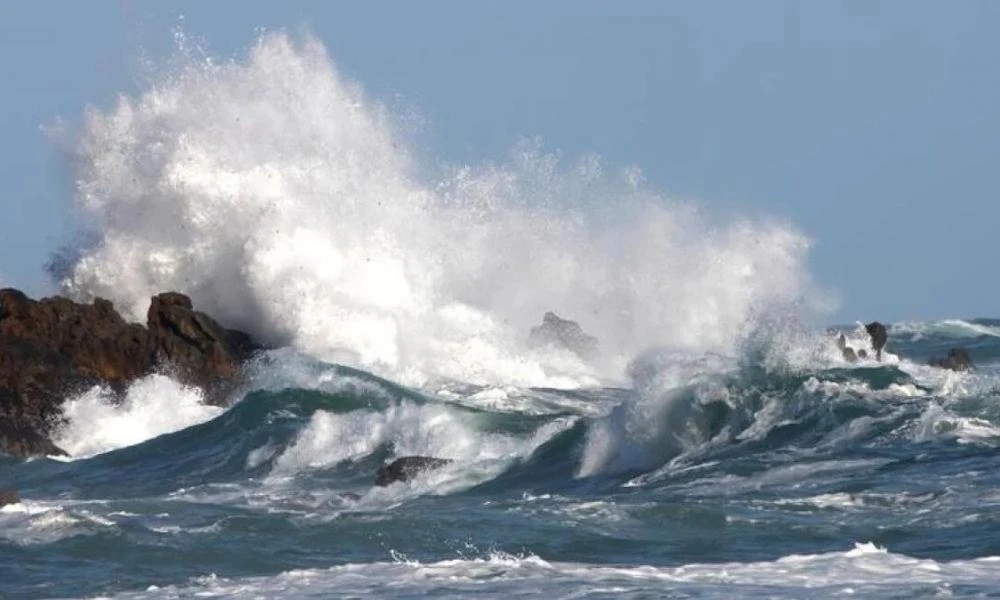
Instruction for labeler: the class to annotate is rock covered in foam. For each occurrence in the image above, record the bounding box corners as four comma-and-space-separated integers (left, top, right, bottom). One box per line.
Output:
528, 312, 599, 359
835, 333, 858, 363
0, 289, 262, 457
928, 348, 975, 372
375, 456, 453, 486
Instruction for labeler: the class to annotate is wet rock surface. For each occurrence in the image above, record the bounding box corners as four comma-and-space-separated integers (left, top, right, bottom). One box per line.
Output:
0, 289, 261, 457
928, 348, 975, 372
865, 321, 889, 361
375, 456, 453, 486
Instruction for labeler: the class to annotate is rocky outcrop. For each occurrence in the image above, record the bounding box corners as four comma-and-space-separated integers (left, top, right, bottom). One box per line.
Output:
0, 289, 262, 457
0, 490, 19, 508
145, 292, 260, 393
834, 333, 869, 363
375, 456, 453, 486
865, 322, 889, 361
528, 312, 598, 359
928, 348, 975, 372
835, 333, 858, 363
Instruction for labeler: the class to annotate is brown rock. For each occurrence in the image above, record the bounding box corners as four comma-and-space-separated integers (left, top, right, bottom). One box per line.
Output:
0, 489, 19, 508
0, 289, 262, 457
146, 292, 260, 395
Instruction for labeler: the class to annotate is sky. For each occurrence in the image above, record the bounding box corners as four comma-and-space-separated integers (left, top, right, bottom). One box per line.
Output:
1, 1, 998, 323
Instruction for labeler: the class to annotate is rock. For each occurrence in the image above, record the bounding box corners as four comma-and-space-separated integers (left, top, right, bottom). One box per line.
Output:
865, 321, 889, 361
0, 489, 18, 508
528, 312, 598, 359
835, 333, 848, 351
146, 292, 261, 395
375, 456, 453, 486
928, 348, 975, 372
856, 349, 869, 360
0, 289, 262, 457
835, 333, 857, 363
842, 347, 858, 363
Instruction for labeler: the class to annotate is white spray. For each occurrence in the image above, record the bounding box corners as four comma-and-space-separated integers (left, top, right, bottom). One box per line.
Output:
56, 31, 822, 388
53, 374, 221, 459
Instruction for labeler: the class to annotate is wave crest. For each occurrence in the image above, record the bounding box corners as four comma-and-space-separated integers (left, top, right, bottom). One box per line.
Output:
55, 31, 823, 387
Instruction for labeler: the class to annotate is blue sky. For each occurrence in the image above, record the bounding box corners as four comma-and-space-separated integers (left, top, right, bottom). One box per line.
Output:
1, 1, 997, 322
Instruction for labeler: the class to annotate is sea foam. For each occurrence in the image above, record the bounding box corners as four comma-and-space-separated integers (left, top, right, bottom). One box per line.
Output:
92, 544, 1000, 599
53, 374, 221, 458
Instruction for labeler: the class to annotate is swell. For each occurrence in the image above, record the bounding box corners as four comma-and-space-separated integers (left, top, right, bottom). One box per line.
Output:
9, 347, 1000, 506
4, 352, 1000, 600
9, 367, 577, 498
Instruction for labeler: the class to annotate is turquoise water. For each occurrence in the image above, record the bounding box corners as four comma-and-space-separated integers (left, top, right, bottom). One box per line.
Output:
3, 321, 1000, 598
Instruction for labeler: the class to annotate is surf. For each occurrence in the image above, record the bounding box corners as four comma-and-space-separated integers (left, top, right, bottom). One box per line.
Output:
5, 28, 1000, 600
51, 31, 824, 390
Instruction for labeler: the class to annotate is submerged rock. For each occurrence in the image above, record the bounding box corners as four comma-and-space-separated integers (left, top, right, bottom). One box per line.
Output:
928, 348, 975, 372
528, 312, 598, 359
865, 321, 889, 361
0, 289, 262, 458
0, 489, 18, 508
375, 456, 453, 486
836, 333, 858, 363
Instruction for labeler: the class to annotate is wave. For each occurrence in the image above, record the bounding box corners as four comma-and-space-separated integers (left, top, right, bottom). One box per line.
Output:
50, 31, 824, 388
23, 345, 998, 505
23, 358, 581, 501
88, 544, 1000, 599
891, 319, 1000, 341
6, 347, 1000, 600
7, 23, 1000, 600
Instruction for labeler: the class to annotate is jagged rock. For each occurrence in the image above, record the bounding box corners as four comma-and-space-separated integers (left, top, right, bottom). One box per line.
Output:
865, 322, 889, 361
375, 456, 453, 486
145, 292, 260, 395
0, 489, 19, 508
528, 312, 598, 358
928, 348, 975, 372
0, 289, 262, 457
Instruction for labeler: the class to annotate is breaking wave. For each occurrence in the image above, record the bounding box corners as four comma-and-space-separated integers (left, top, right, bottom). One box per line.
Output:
52, 31, 823, 388
99, 544, 1000, 600
52, 374, 221, 459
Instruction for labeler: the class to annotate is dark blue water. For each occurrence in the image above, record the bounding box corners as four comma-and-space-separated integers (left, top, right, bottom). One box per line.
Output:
3, 321, 1000, 598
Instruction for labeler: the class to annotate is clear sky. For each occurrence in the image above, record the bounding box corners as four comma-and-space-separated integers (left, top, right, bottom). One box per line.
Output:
1, 1, 998, 323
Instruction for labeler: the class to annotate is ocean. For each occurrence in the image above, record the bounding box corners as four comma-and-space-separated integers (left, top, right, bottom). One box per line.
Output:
3, 32, 1000, 598
4, 323, 1000, 598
